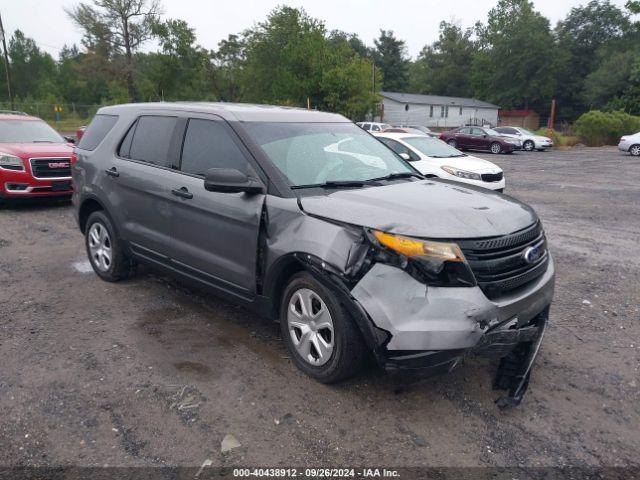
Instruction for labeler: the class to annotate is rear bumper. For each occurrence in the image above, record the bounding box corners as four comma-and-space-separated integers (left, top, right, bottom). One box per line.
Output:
618, 142, 631, 152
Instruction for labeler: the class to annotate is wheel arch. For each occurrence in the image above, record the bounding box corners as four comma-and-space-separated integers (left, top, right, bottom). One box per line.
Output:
78, 195, 107, 234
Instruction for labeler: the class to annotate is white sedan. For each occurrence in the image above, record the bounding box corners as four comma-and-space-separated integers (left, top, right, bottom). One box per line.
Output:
618, 132, 640, 157
374, 132, 506, 191
494, 126, 553, 151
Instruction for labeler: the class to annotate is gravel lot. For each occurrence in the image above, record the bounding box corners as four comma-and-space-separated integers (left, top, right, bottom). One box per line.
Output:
0, 147, 639, 469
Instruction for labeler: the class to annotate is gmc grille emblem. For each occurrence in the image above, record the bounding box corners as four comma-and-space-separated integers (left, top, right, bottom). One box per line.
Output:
48, 162, 69, 169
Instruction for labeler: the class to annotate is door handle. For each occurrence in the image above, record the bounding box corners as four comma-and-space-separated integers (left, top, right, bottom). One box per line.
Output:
171, 187, 193, 199
105, 167, 119, 177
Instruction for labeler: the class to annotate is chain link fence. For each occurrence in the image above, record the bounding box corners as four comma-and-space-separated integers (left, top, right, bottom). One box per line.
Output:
0, 101, 102, 130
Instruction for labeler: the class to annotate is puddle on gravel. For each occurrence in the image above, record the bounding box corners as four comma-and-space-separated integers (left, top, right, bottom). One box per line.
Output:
71, 260, 94, 274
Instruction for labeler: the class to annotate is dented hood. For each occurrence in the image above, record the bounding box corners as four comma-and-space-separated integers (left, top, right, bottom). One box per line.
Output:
299, 180, 538, 239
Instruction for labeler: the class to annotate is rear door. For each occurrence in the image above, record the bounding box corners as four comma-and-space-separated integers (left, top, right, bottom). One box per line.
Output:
470, 127, 488, 150
454, 127, 472, 148
110, 114, 184, 257
167, 115, 266, 300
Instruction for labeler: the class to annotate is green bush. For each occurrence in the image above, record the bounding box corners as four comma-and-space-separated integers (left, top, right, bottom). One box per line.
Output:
534, 128, 579, 147
574, 110, 640, 146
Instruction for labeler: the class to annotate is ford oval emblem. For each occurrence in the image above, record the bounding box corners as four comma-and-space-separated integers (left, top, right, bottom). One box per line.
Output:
522, 245, 543, 264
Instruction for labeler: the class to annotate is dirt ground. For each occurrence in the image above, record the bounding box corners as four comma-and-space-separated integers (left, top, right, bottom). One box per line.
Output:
0, 147, 638, 469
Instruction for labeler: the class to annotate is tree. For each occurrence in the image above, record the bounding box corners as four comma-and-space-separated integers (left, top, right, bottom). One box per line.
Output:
471, 0, 557, 111
554, 0, 631, 118
373, 30, 409, 92
6, 30, 58, 100
66, 0, 162, 102
410, 21, 475, 97
212, 34, 247, 102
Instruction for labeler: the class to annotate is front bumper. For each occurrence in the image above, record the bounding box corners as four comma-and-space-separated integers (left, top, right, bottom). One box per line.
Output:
351, 254, 554, 369
441, 173, 506, 191
0, 168, 73, 198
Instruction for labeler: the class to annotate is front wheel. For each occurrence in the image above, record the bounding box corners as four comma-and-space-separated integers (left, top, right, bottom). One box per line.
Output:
85, 210, 134, 282
523, 140, 535, 151
490, 142, 503, 154
630, 144, 640, 157
280, 272, 368, 383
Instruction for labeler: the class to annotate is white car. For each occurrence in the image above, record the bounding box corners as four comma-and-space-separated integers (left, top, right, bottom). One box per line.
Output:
374, 132, 505, 191
618, 132, 640, 156
494, 126, 553, 151
356, 121, 391, 133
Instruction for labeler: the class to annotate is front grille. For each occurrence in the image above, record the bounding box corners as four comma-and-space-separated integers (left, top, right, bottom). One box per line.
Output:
481, 172, 504, 182
458, 222, 548, 299
29, 157, 72, 179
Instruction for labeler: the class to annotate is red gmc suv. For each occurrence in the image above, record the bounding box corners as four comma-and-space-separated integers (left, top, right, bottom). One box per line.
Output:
0, 111, 74, 204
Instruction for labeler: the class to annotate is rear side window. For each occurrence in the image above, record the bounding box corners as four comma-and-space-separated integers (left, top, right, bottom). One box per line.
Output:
78, 114, 118, 151
180, 119, 248, 176
127, 116, 178, 168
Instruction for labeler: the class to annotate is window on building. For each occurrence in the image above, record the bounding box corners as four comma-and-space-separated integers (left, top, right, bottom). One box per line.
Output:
440, 106, 445, 118
459, 106, 463, 116
429, 106, 434, 118
445, 106, 449, 118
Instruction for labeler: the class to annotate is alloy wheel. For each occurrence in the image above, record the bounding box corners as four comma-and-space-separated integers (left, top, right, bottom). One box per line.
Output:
491, 143, 502, 154
524, 140, 534, 151
88, 222, 112, 272
448, 140, 457, 148
287, 288, 334, 366
631, 145, 640, 157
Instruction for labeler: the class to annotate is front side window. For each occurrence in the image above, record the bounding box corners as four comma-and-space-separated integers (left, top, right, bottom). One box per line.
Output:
243, 122, 414, 187
471, 128, 485, 136
0, 119, 64, 143
127, 116, 178, 168
180, 119, 248, 176
378, 138, 420, 161
458, 127, 471, 134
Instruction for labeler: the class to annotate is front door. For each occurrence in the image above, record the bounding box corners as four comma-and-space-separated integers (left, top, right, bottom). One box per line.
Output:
167, 116, 266, 300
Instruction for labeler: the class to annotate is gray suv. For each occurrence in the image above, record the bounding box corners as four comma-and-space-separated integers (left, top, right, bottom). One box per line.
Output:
72, 103, 554, 407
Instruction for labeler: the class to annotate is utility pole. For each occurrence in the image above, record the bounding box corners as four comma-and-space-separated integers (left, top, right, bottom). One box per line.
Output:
549, 99, 556, 131
0, 11, 14, 110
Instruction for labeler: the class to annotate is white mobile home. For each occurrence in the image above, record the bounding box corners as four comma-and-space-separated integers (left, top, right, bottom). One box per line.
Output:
379, 91, 499, 129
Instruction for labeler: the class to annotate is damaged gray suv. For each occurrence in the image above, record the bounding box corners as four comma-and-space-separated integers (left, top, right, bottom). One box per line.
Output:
73, 103, 554, 407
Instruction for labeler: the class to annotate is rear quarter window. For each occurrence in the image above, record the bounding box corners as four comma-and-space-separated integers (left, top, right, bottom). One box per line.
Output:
77, 114, 119, 151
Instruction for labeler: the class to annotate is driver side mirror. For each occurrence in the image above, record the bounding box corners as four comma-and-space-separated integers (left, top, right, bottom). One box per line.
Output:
204, 168, 265, 194
64, 135, 76, 144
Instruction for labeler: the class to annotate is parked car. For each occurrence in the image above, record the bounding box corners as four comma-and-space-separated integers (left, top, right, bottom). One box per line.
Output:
0, 110, 75, 204
494, 126, 553, 151
440, 126, 522, 154
618, 132, 640, 156
356, 121, 391, 132
374, 132, 505, 191
73, 103, 554, 406
396, 125, 440, 137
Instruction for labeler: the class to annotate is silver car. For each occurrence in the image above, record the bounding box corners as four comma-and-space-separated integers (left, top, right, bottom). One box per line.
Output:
73, 103, 554, 408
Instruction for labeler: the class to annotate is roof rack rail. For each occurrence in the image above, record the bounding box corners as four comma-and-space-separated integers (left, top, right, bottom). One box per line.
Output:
0, 110, 29, 116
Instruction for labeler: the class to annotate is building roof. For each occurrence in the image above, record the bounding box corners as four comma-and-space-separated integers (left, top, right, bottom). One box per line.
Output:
99, 102, 350, 123
499, 109, 538, 117
380, 91, 499, 109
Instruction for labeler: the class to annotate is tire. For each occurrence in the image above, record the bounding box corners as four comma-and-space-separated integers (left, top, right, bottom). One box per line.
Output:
523, 140, 535, 151
630, 144, 640, 157
447, 139, 458, 148
280, 272, 368, 383
85, 210, 133, 282
490, 142, 503, 154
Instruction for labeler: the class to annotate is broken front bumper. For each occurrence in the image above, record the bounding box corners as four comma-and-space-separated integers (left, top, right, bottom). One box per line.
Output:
351, 255, 554, 405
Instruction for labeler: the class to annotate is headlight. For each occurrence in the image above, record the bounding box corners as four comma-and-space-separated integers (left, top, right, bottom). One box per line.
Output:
0, 153, 25, 171
441, 166, 482, 181
370, 230, 476, 287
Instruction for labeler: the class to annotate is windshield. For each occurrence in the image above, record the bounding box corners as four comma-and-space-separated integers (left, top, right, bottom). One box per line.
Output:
403, 136, 466, 158
0, 119, 65, 143
243, 122, 415, 187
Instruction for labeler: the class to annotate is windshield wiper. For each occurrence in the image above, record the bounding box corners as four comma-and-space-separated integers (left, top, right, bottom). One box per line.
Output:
366, 172, 423, 182
291, 180, 367, 190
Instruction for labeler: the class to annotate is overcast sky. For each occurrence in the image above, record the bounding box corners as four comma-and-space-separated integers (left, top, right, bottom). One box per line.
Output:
1, 0, 633, 59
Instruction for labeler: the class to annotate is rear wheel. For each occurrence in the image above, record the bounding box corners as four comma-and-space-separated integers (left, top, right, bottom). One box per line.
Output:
630, 144, 640, 157
447, 139, 458, 148
85, 211, 133, 282
490, 142, 503, 154
523, 140, 535, 151
280, 272, 368, 383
